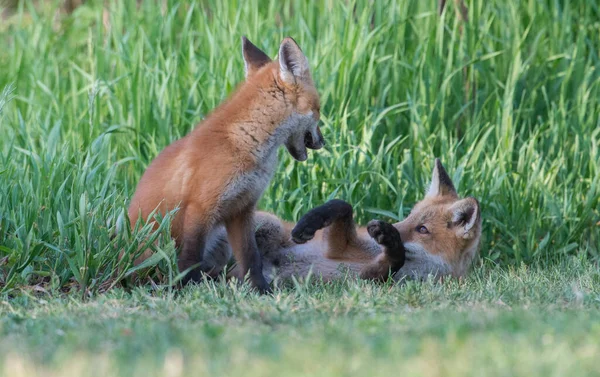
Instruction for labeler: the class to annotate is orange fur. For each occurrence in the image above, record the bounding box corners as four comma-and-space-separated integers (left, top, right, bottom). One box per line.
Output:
125, 37, 323, 292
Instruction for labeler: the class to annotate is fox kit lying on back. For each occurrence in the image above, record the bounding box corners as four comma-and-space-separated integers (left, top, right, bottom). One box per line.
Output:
204, 159, 482, 283
126, 37, 323, 292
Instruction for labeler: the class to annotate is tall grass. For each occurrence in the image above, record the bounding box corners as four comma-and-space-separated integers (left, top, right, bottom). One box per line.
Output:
0, 0, 598, 294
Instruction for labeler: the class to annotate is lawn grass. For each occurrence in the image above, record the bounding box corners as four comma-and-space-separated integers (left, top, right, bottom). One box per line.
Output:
0, 0, 599, 375
1, 259, 599, 376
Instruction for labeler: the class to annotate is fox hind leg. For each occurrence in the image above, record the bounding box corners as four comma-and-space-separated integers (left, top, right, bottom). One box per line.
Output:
201, 226, 233, 279
292, 199, 365, 259
177, 229, 208, 285
291, 199, 354, 244
177, 207, 213, 285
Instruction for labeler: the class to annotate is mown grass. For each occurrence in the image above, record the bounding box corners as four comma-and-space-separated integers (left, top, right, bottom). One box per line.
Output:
0, 1, 599, 374
0, 260, 599, 376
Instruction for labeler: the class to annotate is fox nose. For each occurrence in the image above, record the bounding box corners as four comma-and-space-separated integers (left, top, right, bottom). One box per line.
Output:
305, 126, 325, 150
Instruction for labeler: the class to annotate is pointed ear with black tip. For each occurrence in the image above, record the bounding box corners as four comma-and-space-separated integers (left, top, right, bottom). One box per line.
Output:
241, 36, 272, 78
278, 37, 310, 84
426, 158, 457, 198
449, 197, 481, 239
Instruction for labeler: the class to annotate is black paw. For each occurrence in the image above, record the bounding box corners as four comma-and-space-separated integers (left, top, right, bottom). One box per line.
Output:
179, 269, 201, 286
367, 220, 405, 268
292, 199, 353, 244
178, 260, 217, 285
251, 274, 272, 295
291, 222, 319, 244
291, 211, 327, 244
367, 220, 399, 245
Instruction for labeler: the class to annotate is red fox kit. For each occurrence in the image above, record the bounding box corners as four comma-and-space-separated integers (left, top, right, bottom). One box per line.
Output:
126, 37, 323, 292
203, 159, 482, 283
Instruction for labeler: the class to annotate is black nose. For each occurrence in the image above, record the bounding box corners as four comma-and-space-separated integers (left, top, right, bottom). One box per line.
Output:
304, 131, 313, 147
304, 130, 324, 150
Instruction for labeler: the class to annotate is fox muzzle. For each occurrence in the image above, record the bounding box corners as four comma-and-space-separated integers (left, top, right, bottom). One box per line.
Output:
305, 126, 324, 150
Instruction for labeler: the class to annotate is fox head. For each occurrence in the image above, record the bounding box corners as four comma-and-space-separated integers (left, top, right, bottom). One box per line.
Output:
241, 36, 323, 161
394, 159, 482, 281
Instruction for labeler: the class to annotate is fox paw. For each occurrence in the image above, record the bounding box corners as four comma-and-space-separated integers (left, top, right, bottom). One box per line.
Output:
292, 200, 353, 244
291, 209, 329, 244
367, 220, 405, 268
291, 222, 319, 244
367, 220, 401, 249
252, 277, 273, 295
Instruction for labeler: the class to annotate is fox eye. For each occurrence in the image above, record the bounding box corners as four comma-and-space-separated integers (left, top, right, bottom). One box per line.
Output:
416, 225, 429, 234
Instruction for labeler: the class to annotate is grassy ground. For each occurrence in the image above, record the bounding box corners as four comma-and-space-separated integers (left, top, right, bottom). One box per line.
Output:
1, 260, 599, 376
0, 0, 599, 375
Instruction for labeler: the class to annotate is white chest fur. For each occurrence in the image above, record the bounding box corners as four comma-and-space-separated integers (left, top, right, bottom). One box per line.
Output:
218, 153, 277, 216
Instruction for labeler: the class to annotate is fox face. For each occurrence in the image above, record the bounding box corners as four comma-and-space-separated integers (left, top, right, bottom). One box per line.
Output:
242, 37, 324, 161
394, 159, 482, 280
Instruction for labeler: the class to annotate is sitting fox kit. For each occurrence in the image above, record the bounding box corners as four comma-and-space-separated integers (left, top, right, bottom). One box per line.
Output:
126, 37, 323, 292
204, 159, 482, 283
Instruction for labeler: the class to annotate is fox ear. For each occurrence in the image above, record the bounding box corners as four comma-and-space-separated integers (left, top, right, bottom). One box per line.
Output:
241, 36, 272, 78
278, 37, 310, 84
426, 158, 457, 198
449, 197, 480, 239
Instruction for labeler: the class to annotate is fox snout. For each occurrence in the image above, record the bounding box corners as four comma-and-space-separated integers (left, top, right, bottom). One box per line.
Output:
305, 126, 324, 150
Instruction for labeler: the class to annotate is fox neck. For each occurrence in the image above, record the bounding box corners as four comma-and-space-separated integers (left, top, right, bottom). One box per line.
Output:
205, 75, 304, 165
397, 242, 452, 281
454, 233, 481, 276
228, 98, 299, 165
